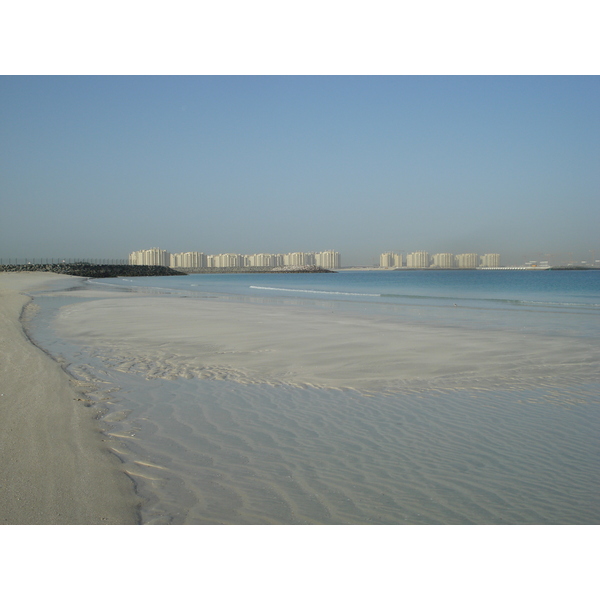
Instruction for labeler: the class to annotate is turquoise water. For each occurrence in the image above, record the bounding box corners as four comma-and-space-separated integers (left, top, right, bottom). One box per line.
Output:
91, 269, 600, 311
27, 270, 600, 524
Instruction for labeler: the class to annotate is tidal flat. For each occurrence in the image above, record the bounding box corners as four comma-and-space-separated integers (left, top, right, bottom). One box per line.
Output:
25, 272, 600, 524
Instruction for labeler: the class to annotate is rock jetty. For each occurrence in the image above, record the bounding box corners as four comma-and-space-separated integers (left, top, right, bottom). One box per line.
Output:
0, 263, 186, 278
1, 263, 337, 277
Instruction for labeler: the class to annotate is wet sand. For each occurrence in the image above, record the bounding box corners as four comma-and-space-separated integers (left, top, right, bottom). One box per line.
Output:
53, 293, 600, 392
31, 283, 600, 525
90, 375, 599, 525
0, 273, 138, 524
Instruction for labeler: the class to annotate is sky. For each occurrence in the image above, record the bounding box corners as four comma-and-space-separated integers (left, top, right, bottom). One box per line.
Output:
1, 75, 599, 266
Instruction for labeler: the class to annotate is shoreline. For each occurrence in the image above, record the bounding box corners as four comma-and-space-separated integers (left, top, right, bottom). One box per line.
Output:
38, 275, 600, 524
48, 279, 600, 395
0, 273, 138, 524
12, 272, 599, 525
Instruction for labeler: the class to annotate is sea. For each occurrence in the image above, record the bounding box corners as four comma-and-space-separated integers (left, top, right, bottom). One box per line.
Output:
26, 269, 600, 524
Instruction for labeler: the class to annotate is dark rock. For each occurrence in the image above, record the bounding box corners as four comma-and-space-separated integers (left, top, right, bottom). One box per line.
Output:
0, 264, 186, 278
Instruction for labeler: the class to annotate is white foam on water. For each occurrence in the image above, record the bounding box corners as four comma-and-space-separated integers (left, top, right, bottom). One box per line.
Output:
250, 285, 381, 297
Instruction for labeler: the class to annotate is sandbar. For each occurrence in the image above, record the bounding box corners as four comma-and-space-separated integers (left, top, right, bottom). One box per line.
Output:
53, 292, 600, 393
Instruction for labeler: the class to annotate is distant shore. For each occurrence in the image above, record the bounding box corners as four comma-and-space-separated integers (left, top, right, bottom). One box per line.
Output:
2, 264, 596, 280
176, 266, 335, 274
0, 272, 138, 524
342, 266, 600, 271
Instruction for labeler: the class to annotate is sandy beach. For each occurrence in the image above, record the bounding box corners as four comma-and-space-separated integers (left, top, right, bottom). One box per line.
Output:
24, 274, 598, 525
0, 273, 138, 524
52, 293, 600, 393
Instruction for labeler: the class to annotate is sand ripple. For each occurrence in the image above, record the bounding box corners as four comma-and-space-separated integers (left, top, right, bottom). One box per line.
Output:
30, 289, 600, 524
95, 375, 600, 525
53, 296, 600, 394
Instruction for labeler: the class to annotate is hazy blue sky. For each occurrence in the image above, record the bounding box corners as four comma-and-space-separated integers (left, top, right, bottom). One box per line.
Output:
1, 76, 598, 265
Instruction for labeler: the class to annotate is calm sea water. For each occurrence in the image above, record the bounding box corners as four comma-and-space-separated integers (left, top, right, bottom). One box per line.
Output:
28, 270, 600, 524
91, 268, 600, 311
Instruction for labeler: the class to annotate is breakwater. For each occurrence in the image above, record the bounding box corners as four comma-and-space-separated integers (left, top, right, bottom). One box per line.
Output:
0, 264, 336, 277
0, 264, 186, 278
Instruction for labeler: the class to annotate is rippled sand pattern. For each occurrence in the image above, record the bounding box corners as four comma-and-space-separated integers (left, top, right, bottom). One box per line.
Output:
30, 289, 600, 524
96, 374, 599, 525
54, 296, 600, 393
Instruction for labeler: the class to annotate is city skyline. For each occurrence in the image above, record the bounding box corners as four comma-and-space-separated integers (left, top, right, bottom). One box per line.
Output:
2, 245, 597, 269
128, 247, 503, 269
126, 246, 582, 269
1, 76, 599, 267
129, 247, 342, 269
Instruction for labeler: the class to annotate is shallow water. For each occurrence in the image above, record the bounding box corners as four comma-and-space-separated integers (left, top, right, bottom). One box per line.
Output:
89, 375, 600, 525
25, 272, 600, 524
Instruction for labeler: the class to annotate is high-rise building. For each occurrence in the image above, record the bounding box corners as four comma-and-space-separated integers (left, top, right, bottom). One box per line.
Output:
284, 252, 315, 267
129, 247, 170, 266
215, 253, 244, 268
456, 253, 479, 268
406, 251, 430, 268
315, 250, 341, 269
431, 253, 455, 268
128, 250, 143, 265
130, 248, 341, 269
380, 252, 402, 268
170, 252, 206, 268
247, 253, 276, 267
480, 253, 501, 268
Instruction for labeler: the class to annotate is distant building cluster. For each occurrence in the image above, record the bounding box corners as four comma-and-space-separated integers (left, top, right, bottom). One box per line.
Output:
129, 248, 342, 269
379, 252, 501, 269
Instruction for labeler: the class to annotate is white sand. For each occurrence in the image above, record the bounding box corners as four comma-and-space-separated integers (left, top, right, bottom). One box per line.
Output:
53, 293, 600, 393
0, 273, 138, 524
22, 277, 599, 526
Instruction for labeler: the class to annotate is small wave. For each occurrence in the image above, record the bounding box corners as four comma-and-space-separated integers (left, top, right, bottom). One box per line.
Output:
485, 298, 600, 309
88, 279, 123, 287
250, 285, 381, 297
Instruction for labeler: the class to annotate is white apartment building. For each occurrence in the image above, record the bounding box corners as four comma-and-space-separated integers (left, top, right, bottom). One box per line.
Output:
129, 251, 143, 265
431, 253, 455, 268
456, 253, 479, 268
247, 253, 276, 267
130, 248, 340, 269
170, 252, 206, 268
129, 247, 170, 266
380, 252, 402, 268
375, 250, 501, 269
480, 253, 501, 268
212, 253, 244, 268
315, 250, 341, 269
284, 252, 316, 267
406, 251, 430, 268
